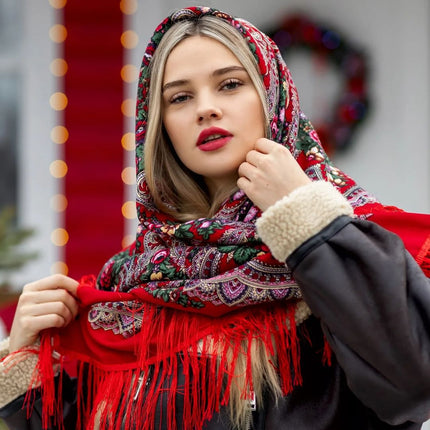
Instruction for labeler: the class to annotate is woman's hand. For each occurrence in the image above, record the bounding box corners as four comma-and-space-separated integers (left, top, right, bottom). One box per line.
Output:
237, 138, 311, 211
9, 274, 80, 353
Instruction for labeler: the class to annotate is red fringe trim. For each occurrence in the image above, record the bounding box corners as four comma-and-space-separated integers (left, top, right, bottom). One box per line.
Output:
322, 336, 333, 366
25, 332, 64, 430
28, 302, 305, 430
416, 234, 430, 277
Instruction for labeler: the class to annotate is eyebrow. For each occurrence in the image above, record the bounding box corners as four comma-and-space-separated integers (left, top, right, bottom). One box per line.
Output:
162, 65, 246, 93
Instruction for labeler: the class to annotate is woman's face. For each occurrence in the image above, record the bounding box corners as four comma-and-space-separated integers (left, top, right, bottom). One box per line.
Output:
162, 35, 265, 197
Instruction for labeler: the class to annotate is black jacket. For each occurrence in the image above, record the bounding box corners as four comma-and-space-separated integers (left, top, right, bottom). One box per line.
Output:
2, 216, 430, 429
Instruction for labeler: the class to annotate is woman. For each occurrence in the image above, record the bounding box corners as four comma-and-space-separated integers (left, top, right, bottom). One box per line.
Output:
1, 6, 430, 430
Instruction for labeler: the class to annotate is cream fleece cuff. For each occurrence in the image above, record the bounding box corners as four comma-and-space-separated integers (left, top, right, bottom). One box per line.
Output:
0, 337, 10, 360
256, 181, 354, 262
0, 337, 40, 408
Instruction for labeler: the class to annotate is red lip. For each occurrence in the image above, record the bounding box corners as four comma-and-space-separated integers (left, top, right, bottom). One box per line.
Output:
196, 127, 232, 147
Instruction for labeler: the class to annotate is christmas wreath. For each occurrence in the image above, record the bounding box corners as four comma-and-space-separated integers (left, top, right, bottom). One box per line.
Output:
268, 14, 370, 154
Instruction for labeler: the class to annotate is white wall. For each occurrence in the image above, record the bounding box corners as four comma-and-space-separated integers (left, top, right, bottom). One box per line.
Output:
10, 1, 58, 287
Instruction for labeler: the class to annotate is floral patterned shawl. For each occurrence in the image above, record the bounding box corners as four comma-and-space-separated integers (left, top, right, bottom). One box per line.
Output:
32, 7, 430, 430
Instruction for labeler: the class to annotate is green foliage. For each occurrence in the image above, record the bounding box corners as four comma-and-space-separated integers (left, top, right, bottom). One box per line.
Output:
218, 244, 259, 265
0, 206, 38, 276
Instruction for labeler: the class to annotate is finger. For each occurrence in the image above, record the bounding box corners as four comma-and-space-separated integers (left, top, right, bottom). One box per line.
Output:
20, 289, 80, 318
37, 291, 79, 318
23, 274, 79, 297
245, 149, 264, 167
28, 301, 76, 325
237, 161, 256, 180
20, 304, 73, 329
237, 175, 250, 191
10, 304, 76, 352
23, 288, 77, 305
254, 138, 277, 154
255, 139, 296, 166
20, 313, 73, 336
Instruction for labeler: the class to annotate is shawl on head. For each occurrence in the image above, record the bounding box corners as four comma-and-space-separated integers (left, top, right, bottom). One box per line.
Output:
30, 6, 430, 430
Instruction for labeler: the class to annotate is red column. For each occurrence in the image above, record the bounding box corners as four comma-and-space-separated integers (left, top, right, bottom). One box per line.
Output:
63, 1, 124, 278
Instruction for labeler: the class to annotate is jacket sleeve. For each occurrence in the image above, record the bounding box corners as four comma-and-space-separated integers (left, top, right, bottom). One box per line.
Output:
0, 338, 40, 409
0, 337, 78, 429
257, 181, 430, 426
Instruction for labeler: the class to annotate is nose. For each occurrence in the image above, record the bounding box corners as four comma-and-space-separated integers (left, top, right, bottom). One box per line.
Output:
196, 93, 222, 122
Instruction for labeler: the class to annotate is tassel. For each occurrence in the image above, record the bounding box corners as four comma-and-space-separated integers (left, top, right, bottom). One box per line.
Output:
36, 300, 309, 430
416, 235, 430, 277
25, 330, 63, 430
322, 336, 333, 366
422, 260, 430, 277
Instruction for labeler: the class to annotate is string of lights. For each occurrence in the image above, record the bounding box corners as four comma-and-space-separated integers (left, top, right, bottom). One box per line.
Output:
48, 0, 69, 275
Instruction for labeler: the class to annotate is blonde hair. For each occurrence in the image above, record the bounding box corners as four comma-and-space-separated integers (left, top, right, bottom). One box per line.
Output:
144, 16, 269, 221
143, 16, 280, 429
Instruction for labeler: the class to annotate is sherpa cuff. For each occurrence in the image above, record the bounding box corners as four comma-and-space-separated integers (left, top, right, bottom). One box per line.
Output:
256, 181, 354, 262
0, 337, 9, 360
0, 338, 40, 408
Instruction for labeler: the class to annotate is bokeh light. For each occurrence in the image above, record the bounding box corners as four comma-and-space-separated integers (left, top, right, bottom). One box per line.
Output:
121, 30, 139, 49
120, 0, 138, 15
50, 58, 68, 77
49, 0, 67, 9
49, 92, 68, 111
122, 201, 137, 219
49, 24, 67, 43
50, 125, 69, 144
51, 228, 69, 247
121, 64, 139, 83
49, 160, 68, 178
121, 133, 135, 151
51, 261, 69, 275
121, 166, 136, 185
50, 194, 68, 212
121, 99, 135, 117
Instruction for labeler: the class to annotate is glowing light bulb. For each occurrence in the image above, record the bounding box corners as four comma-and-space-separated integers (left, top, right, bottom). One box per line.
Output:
49, 160, 68, 178
121, 30, 139, 49
121, 64, 139, 83
121, 99, 135, 117
51, 228, 69, 247
50, 194, 68, 212
121, 133, 135, 151
50, 58, 68, 77
49, 0, 67, 9
51, 125, 69, 144
51, 261, 69, 275
49, 24, 67, 43
121, 166, 136, 185
122, 201, 137, 219
49, 92, 68, 111
120, 0, 137, 15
